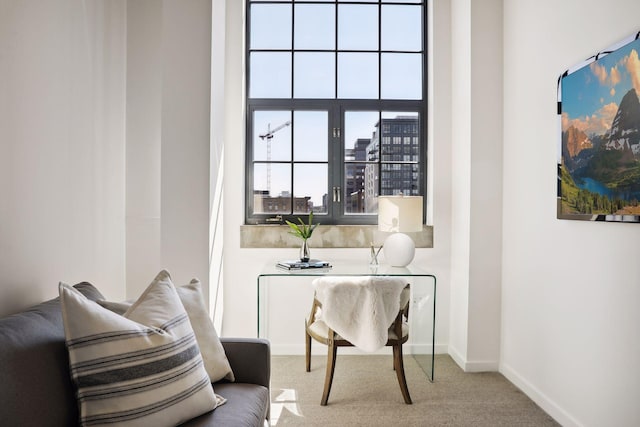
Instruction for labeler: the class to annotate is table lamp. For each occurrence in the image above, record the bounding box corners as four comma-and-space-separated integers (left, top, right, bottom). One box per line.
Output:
377, 195, 423, 267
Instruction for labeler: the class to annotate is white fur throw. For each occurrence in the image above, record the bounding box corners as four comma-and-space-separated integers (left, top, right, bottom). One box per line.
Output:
312, 276, 408, 352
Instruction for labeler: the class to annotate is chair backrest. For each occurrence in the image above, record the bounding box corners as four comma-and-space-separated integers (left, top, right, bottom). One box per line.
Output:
390, 286, 410, 340
310, 276, 409, 352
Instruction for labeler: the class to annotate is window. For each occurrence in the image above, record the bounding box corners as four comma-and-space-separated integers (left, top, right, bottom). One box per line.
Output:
246, 0, 426, 225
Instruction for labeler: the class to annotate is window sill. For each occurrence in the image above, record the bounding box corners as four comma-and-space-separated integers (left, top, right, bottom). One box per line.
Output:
240, 224, 433, 249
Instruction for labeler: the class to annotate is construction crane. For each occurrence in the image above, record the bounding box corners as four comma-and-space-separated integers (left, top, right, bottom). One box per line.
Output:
259, 120, 291, 195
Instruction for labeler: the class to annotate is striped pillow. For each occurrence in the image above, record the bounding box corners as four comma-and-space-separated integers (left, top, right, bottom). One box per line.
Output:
96, 270, 235, 383
59, 277, 217, 427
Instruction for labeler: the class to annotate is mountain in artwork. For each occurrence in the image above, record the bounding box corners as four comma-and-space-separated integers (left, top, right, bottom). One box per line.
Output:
563, 125, 591, 158
604, 88, 640, 154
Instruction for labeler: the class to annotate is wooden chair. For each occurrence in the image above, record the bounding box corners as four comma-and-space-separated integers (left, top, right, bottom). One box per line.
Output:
304, 284, 412, 406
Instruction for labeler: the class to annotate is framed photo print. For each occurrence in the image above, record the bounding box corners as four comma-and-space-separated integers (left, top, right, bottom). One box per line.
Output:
558, 31, 640, 222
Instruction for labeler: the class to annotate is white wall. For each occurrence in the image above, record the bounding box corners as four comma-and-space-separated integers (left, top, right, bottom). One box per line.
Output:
0, 0, 127, 316
159, 0, 212, 300
125, 0, 212, 299
449, 0, 472, 365
0, 0, 212, 316
501, 0, 640, 425
449, 0, 504, 371
209, 0, 227, 327
125, 0, 162, 297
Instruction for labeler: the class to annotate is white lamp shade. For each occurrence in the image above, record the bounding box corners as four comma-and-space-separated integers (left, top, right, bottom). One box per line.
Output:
383, 233, 415, 267
377, 196, 423, 232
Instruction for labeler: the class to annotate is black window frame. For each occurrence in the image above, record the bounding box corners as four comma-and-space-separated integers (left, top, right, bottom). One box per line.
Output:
245, 0, 428, 226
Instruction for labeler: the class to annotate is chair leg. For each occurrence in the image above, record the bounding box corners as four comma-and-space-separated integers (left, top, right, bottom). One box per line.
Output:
321, 343, 337, 406
392, 345, 397, 370
305, 324, 311, 372
393, 344, 412, 404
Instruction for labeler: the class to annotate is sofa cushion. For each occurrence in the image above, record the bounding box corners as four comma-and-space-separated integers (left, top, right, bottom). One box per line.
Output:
97, 270, 235, 383
59, 276, 217, 426
179, 383, 270, 427
0, 283, 103, 426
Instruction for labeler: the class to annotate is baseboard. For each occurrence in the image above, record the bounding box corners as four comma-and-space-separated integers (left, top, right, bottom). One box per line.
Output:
500, 362, 582, 427
447, 345, 499, 372
447, 345, 466, 368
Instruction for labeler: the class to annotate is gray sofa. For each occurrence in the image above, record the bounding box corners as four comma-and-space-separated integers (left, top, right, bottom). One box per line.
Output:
0, 282, 270, 427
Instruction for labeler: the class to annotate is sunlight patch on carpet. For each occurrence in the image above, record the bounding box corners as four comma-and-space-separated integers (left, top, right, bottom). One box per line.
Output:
271, 388, 304, 425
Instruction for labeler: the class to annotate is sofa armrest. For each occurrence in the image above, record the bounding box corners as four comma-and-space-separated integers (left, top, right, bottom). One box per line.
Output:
219, 338, 270, 389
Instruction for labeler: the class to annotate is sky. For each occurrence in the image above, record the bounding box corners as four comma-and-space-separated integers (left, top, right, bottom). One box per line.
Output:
561, 37, 640, 136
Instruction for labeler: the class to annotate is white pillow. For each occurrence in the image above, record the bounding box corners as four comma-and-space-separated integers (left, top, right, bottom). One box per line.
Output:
59, 276, 217, 427
97, 270, 235, 383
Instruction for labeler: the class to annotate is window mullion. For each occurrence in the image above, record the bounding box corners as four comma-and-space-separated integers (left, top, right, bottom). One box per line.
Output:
290, 2, 295, 100
289, 109, 294, 216
334, 1, 339, 100
331, 104, 342, 221
377, 1, 382, 100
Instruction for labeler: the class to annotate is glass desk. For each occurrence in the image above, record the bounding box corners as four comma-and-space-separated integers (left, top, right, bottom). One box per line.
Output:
257, 261, 436, 381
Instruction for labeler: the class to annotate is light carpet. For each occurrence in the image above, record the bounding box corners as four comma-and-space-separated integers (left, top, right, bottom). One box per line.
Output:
269, 354, 559, 426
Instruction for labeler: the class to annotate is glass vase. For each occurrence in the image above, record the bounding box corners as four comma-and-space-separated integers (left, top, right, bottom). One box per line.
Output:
300, 239, 310, 262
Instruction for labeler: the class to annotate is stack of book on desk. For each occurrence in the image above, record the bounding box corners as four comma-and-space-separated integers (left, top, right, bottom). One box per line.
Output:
276, 259, 332, 270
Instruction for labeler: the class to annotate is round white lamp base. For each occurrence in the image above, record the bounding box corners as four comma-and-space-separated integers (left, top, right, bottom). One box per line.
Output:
383, 233, 415, 267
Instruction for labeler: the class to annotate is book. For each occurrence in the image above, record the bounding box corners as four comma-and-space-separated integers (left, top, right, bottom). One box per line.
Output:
276, 259, 332, 270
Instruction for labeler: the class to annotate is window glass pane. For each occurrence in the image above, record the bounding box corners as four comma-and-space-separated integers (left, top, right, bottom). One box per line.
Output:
344, 111, 378, 161
253, 111, 291, 161
250, 4, 292, 50
294, 4, 335, 50
384, 0, 423, 3
294, 53, 335, 98
381, 53, 422, 100
294, 164, 328, 214
250, 53, 292, 98
338, 5, 378, 51
379, 111, 420, 197
338, 53, 378, 99
380, 111, 420, 151
363, 163, 380, 213
381, 5, 422, 51
343, 110, 382, 214
381, 111, 419, 131
344, 163, 368, 214
380, 164, 420, 196
294, 111, 328, 161
253, 163, 292, 213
